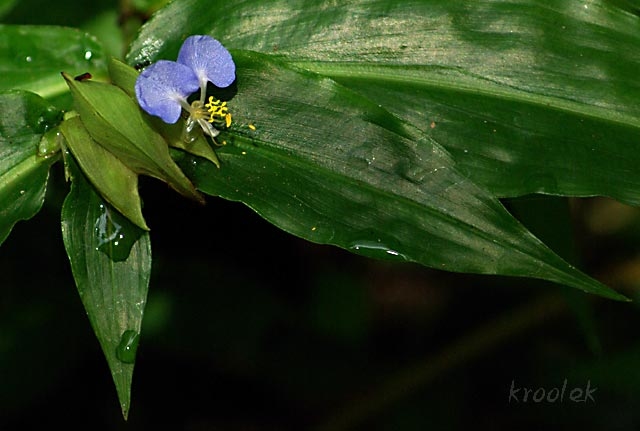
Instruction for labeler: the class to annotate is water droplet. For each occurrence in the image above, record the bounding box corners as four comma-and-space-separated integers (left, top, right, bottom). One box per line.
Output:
94, 204, 143, 261
521, 172, 559, 194
25, 56, 32, 62
349, 143, 381, 168
38, 129, 63, 158
349, 240, 407, 261
116, 330, 140, 364
84, 50, 93, 61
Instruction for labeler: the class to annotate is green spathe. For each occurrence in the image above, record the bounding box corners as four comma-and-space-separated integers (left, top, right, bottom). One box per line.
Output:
60, 115, 148, 230
62, 71, 204, 205
108, 58, 221, 168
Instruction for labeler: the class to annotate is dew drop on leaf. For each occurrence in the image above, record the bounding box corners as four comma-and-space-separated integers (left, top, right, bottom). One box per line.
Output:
116, 330, 140, 364
94, 204, 143, 262
349, 239, 407, 261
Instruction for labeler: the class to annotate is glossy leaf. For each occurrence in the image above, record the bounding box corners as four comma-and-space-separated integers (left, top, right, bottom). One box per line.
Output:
62, 71, 204, 204
59, 115, 148, 230
127, 0, 640, 205
61, 159, 150, 419
0, 25, 107, 108
0, 90, 61, 246
177, 51, 625, 300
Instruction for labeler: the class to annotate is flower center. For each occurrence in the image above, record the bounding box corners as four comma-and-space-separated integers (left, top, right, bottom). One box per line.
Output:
188, 100, 210, 121
181, 97, 232, 143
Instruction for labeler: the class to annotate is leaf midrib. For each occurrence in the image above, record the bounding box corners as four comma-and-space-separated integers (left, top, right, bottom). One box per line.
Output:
290, 61, 640, 131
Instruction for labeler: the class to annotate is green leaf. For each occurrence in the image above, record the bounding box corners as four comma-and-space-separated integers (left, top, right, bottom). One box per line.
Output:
0, 90, 61, 246
61, 159, 150, 419
60, 115, 148, 230
177, 51, 625, 300
0, 25, 107, 108
62, 71, 204, 204
127, 0, 640, 205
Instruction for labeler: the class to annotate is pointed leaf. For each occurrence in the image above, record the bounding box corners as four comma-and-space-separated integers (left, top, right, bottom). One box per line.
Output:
60, 115, 149, 230
0, 90, 61, 246
61, 160, 150, 419
178, 51, 625, 300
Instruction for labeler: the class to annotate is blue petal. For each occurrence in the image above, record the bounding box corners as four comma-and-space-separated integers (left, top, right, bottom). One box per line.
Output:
177, 35, 236, 88
135, 60, 200, 123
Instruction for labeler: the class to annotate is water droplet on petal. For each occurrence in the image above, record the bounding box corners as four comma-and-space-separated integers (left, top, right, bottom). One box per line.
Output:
116, 330, 140, 364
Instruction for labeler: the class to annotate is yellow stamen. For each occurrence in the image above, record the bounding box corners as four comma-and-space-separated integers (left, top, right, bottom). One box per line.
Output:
205, 96, 232, 128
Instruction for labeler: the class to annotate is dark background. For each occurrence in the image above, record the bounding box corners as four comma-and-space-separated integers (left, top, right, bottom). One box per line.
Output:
2, 168, 640, 430
2, 0, 640, 428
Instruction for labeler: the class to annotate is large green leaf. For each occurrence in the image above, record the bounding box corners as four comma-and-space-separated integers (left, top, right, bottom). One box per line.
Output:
176, 51, 625, 300
0, 25, 107, 107
127, 0, 640, 205
125, 1, 628, 298
61, 160, 151, 419
0, 90, 61, 246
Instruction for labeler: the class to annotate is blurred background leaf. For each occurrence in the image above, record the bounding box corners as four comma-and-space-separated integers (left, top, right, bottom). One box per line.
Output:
0, 25, 108, 108
0, 0, 17, 19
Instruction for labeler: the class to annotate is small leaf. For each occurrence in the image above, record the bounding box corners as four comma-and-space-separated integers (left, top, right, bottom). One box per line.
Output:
61, 71, 204, 204
107, 56, 138, 96
61, 159, 151, 419
154, 119, 222, 168
59, 115, 148, 230
0, 90, 61, 246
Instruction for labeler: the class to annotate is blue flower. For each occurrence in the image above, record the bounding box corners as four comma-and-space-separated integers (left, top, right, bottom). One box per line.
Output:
177, 35, 235, 92
135, 60, 200, 124
135, 35, 235, 141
